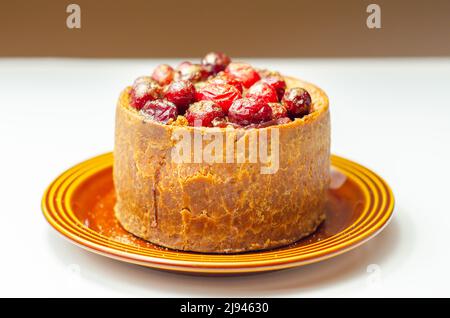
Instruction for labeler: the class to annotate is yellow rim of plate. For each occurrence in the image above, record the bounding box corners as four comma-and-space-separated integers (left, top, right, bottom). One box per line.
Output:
42, 153, 394, 274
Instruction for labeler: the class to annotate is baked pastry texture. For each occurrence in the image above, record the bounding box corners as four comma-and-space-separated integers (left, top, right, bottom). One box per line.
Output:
114, 53, 330, 253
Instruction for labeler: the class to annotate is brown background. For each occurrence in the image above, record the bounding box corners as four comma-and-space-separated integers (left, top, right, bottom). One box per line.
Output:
1, 0, 449, 57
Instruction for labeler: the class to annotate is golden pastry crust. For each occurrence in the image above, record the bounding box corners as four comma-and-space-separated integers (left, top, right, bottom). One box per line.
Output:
113, 76, 330, 253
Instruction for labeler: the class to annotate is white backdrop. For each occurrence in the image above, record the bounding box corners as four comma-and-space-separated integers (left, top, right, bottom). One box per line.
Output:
0, 58, 449, 297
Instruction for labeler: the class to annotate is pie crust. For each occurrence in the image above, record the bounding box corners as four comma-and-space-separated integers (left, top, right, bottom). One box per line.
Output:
113, 76, 330, 253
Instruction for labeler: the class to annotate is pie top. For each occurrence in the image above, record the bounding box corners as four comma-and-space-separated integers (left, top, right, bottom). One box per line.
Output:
123, 52, 328, 130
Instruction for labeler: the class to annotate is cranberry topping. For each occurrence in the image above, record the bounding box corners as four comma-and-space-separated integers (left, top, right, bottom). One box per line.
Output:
225, 62, 261, 88
228, 98, 273, 126
282, 87, 312, 118
261, 75, 287, 100
140, 99, 178, 124
151, 64, 175, 86
176, 61, 192, 71
175, 63, 209, 83
268, 102, 288, 119
130, 78, 161, 110
164, 80, 196, 113
196, 83, 242, 112
201, 52, 231, 75
129, 53, 312, 127
208, 72, 243, 93
185, 100, 225, 127
246, 81, 278, 104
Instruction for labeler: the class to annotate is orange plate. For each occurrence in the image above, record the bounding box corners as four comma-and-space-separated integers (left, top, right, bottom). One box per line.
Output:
42, 153, 394, 275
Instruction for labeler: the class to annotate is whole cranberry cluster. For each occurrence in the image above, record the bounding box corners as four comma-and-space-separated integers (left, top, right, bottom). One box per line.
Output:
129, 52, 312, 127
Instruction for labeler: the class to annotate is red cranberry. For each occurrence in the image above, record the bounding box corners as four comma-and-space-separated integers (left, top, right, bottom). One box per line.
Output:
246, 81, 278, 104
196, 83, 242, 112
175, 63, 209, 83
262, 75, 287, 100
208, 72, 243, 93
164, 80, 196, 113
151, 64, 175, 86
201, 52, 231, 75
225, 62, 261, 88
176, 61, 192, 71
185, 100, 225, 127
130, 78, 161, 110
228, 98, 273, 126
282, 87, 312, 118
268, 103, 288, 119
140, 99, 178, 124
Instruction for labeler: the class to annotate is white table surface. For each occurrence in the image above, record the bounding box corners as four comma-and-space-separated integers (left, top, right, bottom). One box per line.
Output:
0, 57, 449, 298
